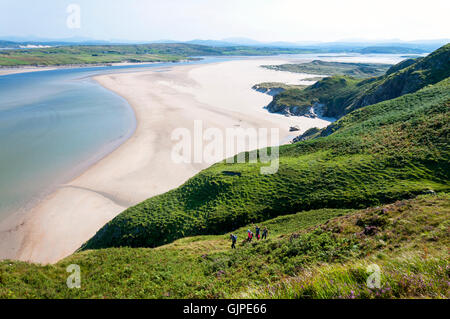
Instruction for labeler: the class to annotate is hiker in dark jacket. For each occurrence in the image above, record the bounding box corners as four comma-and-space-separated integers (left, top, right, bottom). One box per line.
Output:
255, 225, 261, 240
230, 234, 237, 249
261, 227, 268, 240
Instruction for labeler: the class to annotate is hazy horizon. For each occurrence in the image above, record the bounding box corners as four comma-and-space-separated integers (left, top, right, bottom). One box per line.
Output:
1, 0, 449, 43
1, 35, 449, 45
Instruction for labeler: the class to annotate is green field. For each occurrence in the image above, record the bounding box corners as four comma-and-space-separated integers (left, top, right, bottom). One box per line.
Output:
263, 60, 393, 78
0, 43, 312, 67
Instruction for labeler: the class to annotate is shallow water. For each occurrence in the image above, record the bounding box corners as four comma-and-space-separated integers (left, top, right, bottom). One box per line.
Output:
0, 59, 230, 221
0, 70, 134, 219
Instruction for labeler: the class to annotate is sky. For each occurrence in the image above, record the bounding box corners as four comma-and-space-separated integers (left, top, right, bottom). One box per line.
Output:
1, 0, 449, 42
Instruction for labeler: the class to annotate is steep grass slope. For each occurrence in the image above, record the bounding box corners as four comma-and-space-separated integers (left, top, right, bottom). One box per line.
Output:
268, 44, 450, 118
83, 75, 450, 250
1, 194, 448, 298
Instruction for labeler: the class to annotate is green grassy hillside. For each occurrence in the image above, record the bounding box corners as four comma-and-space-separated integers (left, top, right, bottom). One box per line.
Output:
1, 194, 448, 298
0, 44, 188, 66
83, 73, 449, 250
267, 44, 450, 118
0, 43, 310, 67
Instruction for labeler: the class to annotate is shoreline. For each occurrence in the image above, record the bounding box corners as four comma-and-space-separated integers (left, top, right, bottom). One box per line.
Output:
0, 61, 180, 76
0, 85, 138, 263
0, 58, 333, 264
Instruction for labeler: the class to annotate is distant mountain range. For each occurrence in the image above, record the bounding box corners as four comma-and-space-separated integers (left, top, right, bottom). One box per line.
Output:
186, 37, 448, 50
1, 36, 448, 53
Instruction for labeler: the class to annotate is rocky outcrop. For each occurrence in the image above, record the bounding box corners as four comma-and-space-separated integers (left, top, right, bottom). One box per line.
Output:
266, 101, 324, 118
252, 84, 286, 96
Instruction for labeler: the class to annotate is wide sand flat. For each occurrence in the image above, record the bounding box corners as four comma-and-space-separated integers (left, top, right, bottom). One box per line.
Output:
0, 58, 333, 264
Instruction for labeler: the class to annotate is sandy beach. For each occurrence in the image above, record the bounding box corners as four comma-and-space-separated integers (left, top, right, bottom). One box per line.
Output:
0, 58, 333, 264
0, 61, 164, 76
0, 66, 59, 76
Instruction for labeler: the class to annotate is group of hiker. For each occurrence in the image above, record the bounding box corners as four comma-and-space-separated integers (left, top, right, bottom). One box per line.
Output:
229, 225, 268, 249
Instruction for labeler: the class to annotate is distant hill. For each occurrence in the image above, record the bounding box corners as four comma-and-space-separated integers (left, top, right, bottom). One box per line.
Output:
183, 38, 447, 52
6, 41, 431, 68
0, 43, 314, 67
358, 46, 425, 54
1, 37, 446, 53
0, 40, 19, 48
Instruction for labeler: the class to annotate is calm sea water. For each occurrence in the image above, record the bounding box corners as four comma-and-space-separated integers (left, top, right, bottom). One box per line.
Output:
0, 54, 408, 222
0, 68, 136, 220
0, 58, 231, 221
